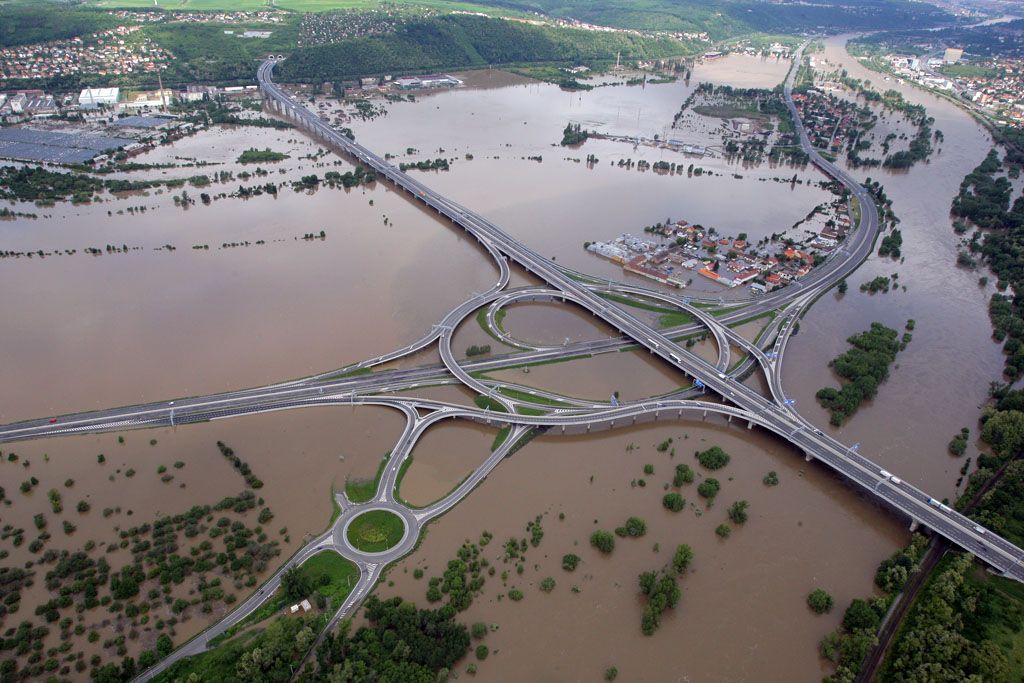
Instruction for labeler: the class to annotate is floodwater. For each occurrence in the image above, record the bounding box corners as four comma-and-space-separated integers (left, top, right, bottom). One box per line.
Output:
0, 405, 402, 664
695, 53, 791, 89
338, 70, 836, 297
0, 127, 499, 423
0, 43, 1001, 677
398, 420, 497, 507
379, 419, 906, 681
488, 347, 687, 402
498, 302, 618, 348
780, 35, 1005, 498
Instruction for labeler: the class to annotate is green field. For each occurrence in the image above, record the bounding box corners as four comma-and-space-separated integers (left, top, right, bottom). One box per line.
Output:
300, 551, 361, 606
345, 509, 405, 552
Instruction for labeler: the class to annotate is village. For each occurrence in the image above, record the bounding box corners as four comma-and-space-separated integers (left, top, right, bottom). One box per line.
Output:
584, 207, 850, 294
880, 47, 1024, 127
0, 24, 171, 86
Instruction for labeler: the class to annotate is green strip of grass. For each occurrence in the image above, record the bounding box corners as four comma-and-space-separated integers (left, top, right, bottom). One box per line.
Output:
497, 387, 573, 407
318, 366, 373, 382
492, 426, 511, 452
474, 395, 508, 412
344, 455, 388, 503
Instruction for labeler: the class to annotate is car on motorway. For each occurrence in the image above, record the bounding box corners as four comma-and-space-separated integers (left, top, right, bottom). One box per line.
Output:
890, 476, 902, 485
975, 525, 986, 535
48, 418, 57, 424
880, 469, 892, 479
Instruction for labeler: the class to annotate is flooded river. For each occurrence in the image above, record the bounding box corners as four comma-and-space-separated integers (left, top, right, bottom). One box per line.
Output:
781, 35, 1004, 497
0, 42, 1002, 679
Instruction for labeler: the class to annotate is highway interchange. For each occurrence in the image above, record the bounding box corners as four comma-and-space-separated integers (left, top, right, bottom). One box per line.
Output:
2, 45, 1022, 680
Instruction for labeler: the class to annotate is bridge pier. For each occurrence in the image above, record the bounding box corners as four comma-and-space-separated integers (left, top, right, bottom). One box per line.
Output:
909, 519, 920, 532
702, 410, 707, 419
560, 425, 565, 434
727, 415, 732, 423
747, 420, 753, 429
804, 452, 813, 462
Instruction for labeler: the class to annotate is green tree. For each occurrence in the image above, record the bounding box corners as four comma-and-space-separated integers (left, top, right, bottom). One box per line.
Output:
807, 589, 834, 614
698, 478, 720, 500
281, 566, 312, 602
696, 446, 730, 469
671, 544, 694, 574
727, 500, 750, 524
673, 463, 695, 486
590, 530, 615, 554
562, 553, 580, 571
662, 492, 685, 512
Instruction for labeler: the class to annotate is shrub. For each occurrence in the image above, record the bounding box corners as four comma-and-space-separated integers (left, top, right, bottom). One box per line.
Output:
807, 589, 834, 614
697, 478, 720, 500
673, 463, 695, 486
508, 589, 523, 602
475, 645, 489, 660
539, 577, 556, 593
671, 544, 694, 574
605, 667, 619, 681
763, 471, 779, 486
715, 524, 731, 538
614, 517, 647, 538
662, 492, 685, 512
727, 500, 749, 524
643, 464, 654, 475
471, 622, 487, 639
695, 446, 730, 469
562, 553, 580, 571
590, 530, 615, 554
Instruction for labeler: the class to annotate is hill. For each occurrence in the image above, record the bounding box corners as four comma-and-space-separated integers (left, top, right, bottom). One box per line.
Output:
468, 0, 953, 38
276, 14, 694, 82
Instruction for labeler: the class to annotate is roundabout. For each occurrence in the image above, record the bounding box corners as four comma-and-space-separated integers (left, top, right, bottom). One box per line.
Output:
338, 504, 416, 558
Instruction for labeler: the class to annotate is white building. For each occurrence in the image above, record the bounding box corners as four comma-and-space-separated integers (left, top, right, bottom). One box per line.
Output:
79, 87, 120, 109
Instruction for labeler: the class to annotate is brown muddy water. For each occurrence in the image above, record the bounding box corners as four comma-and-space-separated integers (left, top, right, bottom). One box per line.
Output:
0, 45, 1000, 678
379, 419, 906, 682
398, 420, 497, 507
498, 302, 618, 348
487, 348, 688, 402
0, 405, 402, 665
780, 36, 1005, 498
0, 126, 499, 423
695, 53, 791, 89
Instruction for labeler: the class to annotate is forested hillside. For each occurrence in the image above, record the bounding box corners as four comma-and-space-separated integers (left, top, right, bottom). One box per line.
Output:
0, 4, 120, 48
277, 14, 692, 82
468, 0, 952, 37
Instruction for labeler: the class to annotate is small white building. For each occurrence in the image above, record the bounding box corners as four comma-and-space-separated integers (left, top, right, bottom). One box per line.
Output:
79, 87, 120, 109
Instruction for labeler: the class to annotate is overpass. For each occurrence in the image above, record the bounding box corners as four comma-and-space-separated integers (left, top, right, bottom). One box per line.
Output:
253, 53, 1024, 579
